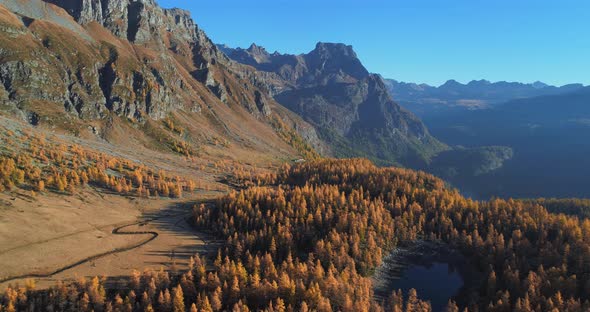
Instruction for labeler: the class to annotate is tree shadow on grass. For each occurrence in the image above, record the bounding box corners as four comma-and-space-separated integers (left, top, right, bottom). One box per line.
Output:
133, 198, 223, 269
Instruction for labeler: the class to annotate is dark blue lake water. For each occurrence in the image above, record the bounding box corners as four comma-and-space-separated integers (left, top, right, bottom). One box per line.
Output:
393, 262, 463, 312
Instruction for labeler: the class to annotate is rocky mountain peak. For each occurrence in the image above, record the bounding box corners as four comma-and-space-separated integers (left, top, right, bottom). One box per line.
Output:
311, 42, 358, 59
532, 81, 549, 89
305, 42, 368, 81
42, 0, 231, 76
0, 0, 323, 161
244, 43, 271, 63
440, 79, 462, 88
247, 43, 267, 54
468, 79, 492, 86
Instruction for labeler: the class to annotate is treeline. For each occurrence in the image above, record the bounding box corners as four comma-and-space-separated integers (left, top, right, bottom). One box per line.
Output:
0, 255, 429, 312
521, 198, 590, 219
0, 128, 196, 198
269, 117, 319, 162
5, 158, 590, 311
198, 159, 590, 310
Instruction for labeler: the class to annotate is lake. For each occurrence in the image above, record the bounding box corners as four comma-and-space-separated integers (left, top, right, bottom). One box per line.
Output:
372, 241, 468, 312
392, 262, 463, 311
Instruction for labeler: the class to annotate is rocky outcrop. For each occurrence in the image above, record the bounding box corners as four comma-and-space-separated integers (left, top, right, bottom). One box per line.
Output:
0, 0, 92, 39
44, 0, 145, 41
44, 0, 104, 25
0, 0, 281, 122
0, 0, 321, 161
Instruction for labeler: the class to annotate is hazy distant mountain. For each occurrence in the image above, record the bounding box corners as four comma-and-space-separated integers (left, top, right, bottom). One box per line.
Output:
383, 78, 584, 117
221, 42, 447, 167
425, 87, 590, 198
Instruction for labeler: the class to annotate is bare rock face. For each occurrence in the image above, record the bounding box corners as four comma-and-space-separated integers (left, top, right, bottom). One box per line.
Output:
44, 0, 104, 25
45, 0, 134, 40
0, 0, 281, 123
0, 0, 324, 159
46, 0, 181, 45
0, 0, 93, 39
302, 42, 369, 86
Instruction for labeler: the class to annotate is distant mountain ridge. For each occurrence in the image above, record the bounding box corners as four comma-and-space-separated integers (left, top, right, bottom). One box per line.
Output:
221, 42, 447, 166
384, 78, 585, 117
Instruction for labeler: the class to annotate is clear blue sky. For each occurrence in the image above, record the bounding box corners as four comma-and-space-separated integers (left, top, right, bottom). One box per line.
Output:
157, 0, 589, 86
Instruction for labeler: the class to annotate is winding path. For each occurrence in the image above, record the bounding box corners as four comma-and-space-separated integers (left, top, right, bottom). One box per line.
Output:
0, 211, 192, 284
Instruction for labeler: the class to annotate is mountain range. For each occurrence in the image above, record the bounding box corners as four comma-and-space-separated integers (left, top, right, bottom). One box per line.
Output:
220, 42, 447, 167
0, 0, 583, 199
2, 1, 590, 310
0, 0, 456, 171
0, 0, 462, 173
384, 78, 584, 117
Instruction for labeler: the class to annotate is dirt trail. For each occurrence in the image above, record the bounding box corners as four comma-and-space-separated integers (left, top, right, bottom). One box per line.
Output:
0, 220, 134, 256
0, 192, 219, 290
0, 218, 164, 284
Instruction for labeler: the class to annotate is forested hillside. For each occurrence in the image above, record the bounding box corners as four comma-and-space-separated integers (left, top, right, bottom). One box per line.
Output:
5, 159, 590, 311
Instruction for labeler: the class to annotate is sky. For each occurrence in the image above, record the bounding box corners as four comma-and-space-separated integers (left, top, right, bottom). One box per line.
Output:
157, 0, 589, 87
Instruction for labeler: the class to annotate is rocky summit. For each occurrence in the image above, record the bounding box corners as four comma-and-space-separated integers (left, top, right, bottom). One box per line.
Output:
222, 42, 447, 166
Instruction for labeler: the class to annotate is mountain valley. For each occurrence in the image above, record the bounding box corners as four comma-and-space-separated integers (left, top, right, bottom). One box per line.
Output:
0, 1, 589, 311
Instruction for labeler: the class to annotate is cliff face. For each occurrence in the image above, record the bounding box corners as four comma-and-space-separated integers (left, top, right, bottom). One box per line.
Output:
44, 0, 200, 44
0, 0, 252, 120
223, 42, 446, 166
0, 0, 323, 159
